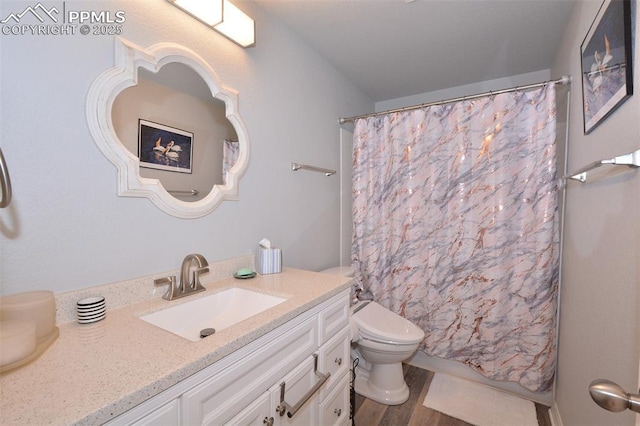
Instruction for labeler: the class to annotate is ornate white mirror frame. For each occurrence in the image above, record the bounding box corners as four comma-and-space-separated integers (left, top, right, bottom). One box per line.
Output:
86, 37, 250, 219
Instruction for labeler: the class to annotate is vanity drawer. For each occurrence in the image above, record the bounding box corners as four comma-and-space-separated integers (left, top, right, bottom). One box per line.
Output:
319, 374, 350, 426
182, 316, 317, 425
318, 327, 350, 402
318, 293, 350, 346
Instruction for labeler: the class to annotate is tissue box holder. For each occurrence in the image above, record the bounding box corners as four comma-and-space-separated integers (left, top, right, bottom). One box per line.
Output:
257, 248, 282, 275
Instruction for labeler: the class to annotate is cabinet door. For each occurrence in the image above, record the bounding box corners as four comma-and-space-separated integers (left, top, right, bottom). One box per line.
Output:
318, 327, 350, 402
225, 392, 274, 426
318, 375, 350, 426
270, 355, 325, 426
318, 294, 350, 346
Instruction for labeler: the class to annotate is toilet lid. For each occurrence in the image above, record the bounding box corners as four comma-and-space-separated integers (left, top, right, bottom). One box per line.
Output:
352, 302, 424, 344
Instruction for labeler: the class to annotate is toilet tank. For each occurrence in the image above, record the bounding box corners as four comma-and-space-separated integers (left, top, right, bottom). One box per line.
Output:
320, 266, 354, 277
321, 266, 361, 304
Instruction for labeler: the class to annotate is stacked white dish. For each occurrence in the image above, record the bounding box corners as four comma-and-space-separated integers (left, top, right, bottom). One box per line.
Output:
76, 296, 106, 324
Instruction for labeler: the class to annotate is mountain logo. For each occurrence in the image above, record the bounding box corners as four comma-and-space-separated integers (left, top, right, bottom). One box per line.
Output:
1, 3, 60, 24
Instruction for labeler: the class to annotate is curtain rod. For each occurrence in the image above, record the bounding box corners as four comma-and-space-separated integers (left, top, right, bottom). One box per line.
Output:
338, 75, 571, 124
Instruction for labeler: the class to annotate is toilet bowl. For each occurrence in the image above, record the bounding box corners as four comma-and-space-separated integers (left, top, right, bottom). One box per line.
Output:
321, 267, 425, 405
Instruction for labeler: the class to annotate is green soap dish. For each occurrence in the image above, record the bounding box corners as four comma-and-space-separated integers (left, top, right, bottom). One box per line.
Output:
234, 268, 256, 279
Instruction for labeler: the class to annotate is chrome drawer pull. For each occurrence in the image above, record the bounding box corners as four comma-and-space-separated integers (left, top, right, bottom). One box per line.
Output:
334, 408, 342, 416
279, 354, 330, 418
263, 416, 274, 426
335, 357, 342, 366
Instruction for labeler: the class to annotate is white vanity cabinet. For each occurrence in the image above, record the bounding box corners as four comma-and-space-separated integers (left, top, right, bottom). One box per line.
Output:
111, 289, 351, 426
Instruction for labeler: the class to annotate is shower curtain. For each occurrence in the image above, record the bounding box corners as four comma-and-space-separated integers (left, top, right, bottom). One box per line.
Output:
222, 139, 239, 184
352, 84, 559, 392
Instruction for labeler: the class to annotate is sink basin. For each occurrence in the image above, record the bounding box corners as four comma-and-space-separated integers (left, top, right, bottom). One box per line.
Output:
140, 287, 287, 342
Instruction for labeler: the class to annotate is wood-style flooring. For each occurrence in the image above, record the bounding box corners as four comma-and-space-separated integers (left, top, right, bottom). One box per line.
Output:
352, 364, 552, 426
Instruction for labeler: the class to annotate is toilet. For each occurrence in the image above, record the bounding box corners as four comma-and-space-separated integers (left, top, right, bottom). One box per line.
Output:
321, 267, 425, 405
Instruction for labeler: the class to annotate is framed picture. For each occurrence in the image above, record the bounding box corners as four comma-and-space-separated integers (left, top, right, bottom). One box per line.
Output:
138, 119, 193, 173
581, 0, 633, 134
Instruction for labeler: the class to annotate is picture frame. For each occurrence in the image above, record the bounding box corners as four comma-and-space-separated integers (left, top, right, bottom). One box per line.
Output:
138, 119, 193, 173
581, 0, 633, 134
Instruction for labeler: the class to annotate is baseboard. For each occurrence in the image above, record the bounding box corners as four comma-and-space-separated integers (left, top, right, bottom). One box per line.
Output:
549, 402, 563, 426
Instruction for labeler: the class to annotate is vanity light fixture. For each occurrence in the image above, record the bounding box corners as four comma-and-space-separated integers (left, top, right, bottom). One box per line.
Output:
166, 0, 255, 48
167, 0, 223, 26
214, 0, 256, 48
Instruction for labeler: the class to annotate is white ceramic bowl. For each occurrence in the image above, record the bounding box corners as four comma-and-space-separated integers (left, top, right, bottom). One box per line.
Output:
77, 296, 105, 307
76, 305, 105, 314
78, 313, 106, 324
78, 310, 106, 319
77, 309, 106, 319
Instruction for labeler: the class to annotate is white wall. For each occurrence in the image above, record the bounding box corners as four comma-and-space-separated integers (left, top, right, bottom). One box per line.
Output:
552, 1, 639, 425
0, 0, 372, 296
339, 128, 353, 267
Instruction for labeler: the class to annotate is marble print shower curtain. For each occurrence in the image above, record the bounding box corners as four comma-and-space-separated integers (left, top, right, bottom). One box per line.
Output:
222, 139, 239, 184
352, 84, 559, 392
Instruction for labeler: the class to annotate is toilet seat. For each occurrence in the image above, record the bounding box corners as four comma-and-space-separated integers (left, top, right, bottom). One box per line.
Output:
352, 302, 424, 345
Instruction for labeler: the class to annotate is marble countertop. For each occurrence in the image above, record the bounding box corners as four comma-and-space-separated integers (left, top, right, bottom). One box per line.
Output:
0, 268, 352, 425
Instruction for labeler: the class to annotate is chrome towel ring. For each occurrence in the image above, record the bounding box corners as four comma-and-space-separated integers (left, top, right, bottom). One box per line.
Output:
0, 147, 12, 208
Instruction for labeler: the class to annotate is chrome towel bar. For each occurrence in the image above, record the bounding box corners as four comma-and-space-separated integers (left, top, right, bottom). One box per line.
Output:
277, 354, 330, 418
291, 162, 336, 176
563, 149, 640, 183
168, 189, 199, 196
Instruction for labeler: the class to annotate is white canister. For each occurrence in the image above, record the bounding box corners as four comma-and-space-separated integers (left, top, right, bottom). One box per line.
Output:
0, 291, 56, 343
0, 321, 37, 367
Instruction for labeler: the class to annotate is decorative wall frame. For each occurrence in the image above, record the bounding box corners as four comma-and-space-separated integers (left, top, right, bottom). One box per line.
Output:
138, 119, 194, 174
581, 0, 633, 134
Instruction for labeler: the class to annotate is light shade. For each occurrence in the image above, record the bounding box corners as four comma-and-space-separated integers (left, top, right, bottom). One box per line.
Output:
166, 0, 255, 48
169, 0, 223, 26
214, 0, 255, 48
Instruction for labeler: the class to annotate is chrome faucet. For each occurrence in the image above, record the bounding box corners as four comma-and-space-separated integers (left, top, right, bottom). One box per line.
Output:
154, 254, 210, 301
180, 253, 209, 295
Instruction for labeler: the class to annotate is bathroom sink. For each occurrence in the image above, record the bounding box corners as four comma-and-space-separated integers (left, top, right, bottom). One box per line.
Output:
140, 287, 287, 342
